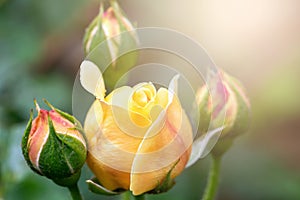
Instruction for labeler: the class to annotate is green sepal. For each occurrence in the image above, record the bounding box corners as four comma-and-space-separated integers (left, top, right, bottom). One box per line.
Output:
37, 116, 86, 186
198, 87, 212, 136
211, 138, 233, 157
55, 132, 87, 167
86, 177, 124, 195
83, 4, 105, 56
55, 108, 84, 133
43, 99, 85, 134
21, 110, 43, 175
149, 160, 180, 194
225, 75, 250, 138
53, 170, 81, 187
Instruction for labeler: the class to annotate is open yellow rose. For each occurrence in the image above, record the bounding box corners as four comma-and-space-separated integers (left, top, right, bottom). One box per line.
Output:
80, 61, 193, 195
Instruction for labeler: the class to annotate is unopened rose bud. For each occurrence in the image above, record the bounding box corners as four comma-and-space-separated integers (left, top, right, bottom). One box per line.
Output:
22, 99, 87, 187
196, 69, 250, 155
83, 0, 138, 91
83, 0, 137, 56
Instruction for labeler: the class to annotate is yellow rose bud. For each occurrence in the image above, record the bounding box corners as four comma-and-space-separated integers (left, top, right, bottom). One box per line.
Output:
80, 61, 193, 195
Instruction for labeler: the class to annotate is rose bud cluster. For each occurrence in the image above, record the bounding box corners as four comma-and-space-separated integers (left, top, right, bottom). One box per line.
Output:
196, 69, 251, 156
80, 61, 193, 196
22, 100, 87, 187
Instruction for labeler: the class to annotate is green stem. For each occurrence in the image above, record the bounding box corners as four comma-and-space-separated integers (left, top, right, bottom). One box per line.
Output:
122, 191, 131, 200
68, 184, 83, 200
202, 156, 222, 200
121, 192, 146, 200
133, 195, 146, 200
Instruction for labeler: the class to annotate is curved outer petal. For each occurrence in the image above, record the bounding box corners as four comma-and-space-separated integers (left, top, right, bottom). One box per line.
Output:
28, 110, 49, 172
80, 60, 106, 100
85, 101, 142, 191
185, 126, 224, 168
130, 95, 193, 195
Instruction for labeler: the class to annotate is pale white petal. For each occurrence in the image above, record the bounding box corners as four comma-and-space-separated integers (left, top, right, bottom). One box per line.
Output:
185, 126, 224, 168
108, 86, 133, 109
168, 74, 180, 105
80, 60, 106, 99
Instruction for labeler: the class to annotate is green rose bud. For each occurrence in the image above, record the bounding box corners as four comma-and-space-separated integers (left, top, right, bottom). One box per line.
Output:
196, 69, 251, 156
83, 0, 138, 91
22, 99, 87, 187
83, 0, 137, 55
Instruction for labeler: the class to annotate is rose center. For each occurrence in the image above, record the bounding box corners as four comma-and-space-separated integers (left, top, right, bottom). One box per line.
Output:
133, 88, 152, 107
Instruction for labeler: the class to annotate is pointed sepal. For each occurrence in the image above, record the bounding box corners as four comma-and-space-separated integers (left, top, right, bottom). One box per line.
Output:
86, 177, 124, 195
148, 160, 180, 194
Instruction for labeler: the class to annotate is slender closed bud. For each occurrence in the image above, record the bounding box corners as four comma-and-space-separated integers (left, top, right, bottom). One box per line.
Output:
196, 69, 250, 155
83, 0, 138, 91
83, 0, 137, 57
22, 99, 87, 187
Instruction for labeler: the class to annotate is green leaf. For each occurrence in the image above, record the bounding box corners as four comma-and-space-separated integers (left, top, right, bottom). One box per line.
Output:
86, 177, 123, 196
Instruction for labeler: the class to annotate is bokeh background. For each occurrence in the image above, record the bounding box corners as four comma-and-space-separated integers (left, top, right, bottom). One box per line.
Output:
1, 0, 300, 199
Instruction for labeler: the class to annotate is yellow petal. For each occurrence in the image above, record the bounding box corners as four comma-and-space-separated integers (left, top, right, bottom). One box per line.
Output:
105, 86, 133, 108
154, 88, 169, 109
130, 95, 193, 195
129, 82, 157, 124
106, 86, 152, 129
86, 102, 143, 191
84, 99, 103, 144
87, 152, 130, 191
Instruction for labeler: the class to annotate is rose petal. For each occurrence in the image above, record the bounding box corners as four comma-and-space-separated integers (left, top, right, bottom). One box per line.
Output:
28, 110, 49, 171
167, 74, 180, 105
84, 99, 103, 143
80, 60, 106, 100
185, 126, 224, 168
130, 76, 193, 195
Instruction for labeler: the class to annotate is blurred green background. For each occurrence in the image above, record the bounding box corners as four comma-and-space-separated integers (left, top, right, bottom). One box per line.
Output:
1, 0, 300, 199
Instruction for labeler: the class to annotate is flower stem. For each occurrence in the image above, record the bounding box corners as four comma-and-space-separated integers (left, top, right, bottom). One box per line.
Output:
121, 192, 146, 200
202, 156, 222, 200
133, 195, 146, 200
122, 191, 131, 200
68, 184, 83, 200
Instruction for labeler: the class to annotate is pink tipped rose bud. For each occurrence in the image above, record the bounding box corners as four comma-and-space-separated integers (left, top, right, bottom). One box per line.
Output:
196, 69, 251, 155
22, 99, 87, 187
83, 0, 137, 56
